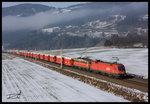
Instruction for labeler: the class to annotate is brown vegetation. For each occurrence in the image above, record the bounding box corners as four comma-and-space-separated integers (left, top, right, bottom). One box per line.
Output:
104, 32, 148, 48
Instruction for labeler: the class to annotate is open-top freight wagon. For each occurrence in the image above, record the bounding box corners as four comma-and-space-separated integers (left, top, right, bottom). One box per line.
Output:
44, 54, 50, 61
63, 56, 74, 66
56, 56, 64, 64
49, 55, 56, 62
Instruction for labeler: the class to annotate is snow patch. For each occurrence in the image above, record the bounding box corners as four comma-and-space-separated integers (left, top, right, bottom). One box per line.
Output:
2, 58, 129, 102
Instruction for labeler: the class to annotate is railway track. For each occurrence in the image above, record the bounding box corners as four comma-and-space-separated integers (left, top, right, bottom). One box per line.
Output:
122, 78, 148, 89
31, 56, 148, 92
3, 53, 148, 102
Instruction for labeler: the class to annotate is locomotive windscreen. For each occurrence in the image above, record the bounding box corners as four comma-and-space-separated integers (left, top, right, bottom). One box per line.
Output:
118, 66, 125, 71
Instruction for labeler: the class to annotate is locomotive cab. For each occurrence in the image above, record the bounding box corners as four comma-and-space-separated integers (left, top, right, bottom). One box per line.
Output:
118, 65, 125, 71
117, 65, 126, 77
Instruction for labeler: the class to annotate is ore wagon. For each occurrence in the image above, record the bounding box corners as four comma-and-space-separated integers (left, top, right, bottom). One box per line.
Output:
40, 54, 45, 60
56, 56, 64, 64
44, 54, 50, 61
64, 56, 74, 66
49, 55, 56, 62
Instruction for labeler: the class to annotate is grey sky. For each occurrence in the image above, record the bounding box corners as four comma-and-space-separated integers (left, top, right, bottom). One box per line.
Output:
2, 2, 88, 8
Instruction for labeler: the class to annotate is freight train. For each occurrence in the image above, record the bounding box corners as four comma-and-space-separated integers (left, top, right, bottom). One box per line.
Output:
12, 50, 126, 78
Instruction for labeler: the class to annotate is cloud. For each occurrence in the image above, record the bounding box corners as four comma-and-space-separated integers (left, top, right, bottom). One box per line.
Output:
2, 2, 148, 32
2, 9, 96, 31
129, 2, 148, 9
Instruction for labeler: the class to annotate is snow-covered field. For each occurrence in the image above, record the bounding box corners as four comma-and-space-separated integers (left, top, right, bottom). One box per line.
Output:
36, 47, 148, 79
2, 56, 129, 102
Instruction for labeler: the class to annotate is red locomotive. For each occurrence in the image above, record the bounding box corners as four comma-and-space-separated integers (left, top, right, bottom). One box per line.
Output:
73, 57, 91, 69
90, 60, 126, 77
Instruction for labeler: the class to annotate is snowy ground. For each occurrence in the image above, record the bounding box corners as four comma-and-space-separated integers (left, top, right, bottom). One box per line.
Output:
36, 47, 148, 79
2, 56, 129, 102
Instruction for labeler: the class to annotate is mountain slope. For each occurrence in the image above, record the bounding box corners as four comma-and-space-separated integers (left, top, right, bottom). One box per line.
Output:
2, 3, 55, 17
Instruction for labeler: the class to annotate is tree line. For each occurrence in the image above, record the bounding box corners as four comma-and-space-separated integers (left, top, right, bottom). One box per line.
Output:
104, 32, 148, 48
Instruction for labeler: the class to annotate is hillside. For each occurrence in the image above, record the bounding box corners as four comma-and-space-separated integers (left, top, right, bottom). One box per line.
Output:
2, 3, 55, 17
2, 2, 148, 50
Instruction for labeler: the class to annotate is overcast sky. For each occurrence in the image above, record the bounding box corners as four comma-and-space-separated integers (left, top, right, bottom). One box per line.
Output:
2, 2, 88, 8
